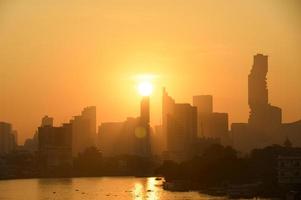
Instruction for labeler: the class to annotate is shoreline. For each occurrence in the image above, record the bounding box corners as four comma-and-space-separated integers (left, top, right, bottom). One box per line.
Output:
0, 175, 158, 181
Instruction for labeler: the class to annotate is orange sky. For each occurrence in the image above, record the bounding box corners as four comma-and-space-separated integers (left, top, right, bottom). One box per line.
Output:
0, 0, 301, 144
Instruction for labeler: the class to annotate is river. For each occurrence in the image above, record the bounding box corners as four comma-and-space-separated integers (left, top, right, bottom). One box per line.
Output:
0, 177, 271, 200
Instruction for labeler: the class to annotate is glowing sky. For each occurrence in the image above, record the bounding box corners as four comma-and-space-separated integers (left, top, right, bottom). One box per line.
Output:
0, 0, 300, 144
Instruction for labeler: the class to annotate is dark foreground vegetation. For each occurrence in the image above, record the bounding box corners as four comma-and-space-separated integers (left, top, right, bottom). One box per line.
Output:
157, 144, 301, 198
0, 144, 300, 199
0, 146, 158, 179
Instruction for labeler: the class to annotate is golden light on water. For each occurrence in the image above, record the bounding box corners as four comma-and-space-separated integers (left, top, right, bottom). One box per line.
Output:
133, 183, 143, 200
132, 178, 160, 200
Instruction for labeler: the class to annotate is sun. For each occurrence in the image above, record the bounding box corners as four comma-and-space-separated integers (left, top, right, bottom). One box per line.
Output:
138, 81, 153, 96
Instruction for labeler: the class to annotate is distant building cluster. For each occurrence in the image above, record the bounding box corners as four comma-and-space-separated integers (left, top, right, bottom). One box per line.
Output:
0, 53, 300, 172
23, 107, 97, 170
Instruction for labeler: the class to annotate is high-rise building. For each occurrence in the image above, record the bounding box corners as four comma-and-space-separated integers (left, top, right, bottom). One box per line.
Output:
193, 95, 229, 144
193, 95, 213, 113
138, 96, 151, 157
166, 103, 197, 161
151, 125, 164, 156
98, 121, 125, 157
162, 88, 175, 151
24, 116, 49, 153
70, 106, 97, 156
98, 97, 151, 157
140, 97, 150, 125
38, 123, 72, 169
248, 54, 282, 132
231, 54, 285, 153
98, 117, 151, 157
162, 88, 198, 161
0, 122, 16, 155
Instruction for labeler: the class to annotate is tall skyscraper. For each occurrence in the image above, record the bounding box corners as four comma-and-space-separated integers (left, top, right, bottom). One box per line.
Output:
232, 54, 285, 153
98, 121, 125, 157
193, 95, 213, 113
98, 98, 151, 158
166, 103, 197, 160
248, 54, 282, 132
70, 106, 97, 156
140, 97, 150, 125
0, 122, 16, 155
138, 96, 151, 157
162, 88, 197, 161
38, 123, 72, 169
193, 95, 229, 144
162, 88, 175, 151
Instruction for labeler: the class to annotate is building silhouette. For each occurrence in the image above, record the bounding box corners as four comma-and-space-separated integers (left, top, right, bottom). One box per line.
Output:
138, 96, 151, 157
24, 116, 51, 153
162, 88, 175, 153
162, 88, 197, 161
0, 122, 17, 155
98, 121, 125, 157
38, 121, 72, 169
193, 95, 213, 113
280, 120, 301, 147
41, 115, 54, 127
248, 54, 282, 133
98, 98, 151, 157
232, 54, 301, 153
99, 117, 150, 157
151, 125, 164, 156
70, 106, 97, 156
193, 95, 229, 145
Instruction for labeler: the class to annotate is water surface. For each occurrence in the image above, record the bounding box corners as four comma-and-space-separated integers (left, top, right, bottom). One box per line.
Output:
0, 177, 265, 200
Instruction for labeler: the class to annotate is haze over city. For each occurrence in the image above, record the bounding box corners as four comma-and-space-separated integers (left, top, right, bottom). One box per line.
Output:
0, 1, 301, 199
1, 0, 301, 144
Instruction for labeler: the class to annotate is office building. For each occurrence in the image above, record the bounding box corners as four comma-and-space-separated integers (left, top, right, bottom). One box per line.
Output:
70, 106, 97, 156
163, 88, 198, 162
193, 95, 229, 144
38, 123, 72, 169
0, 122, 17, 155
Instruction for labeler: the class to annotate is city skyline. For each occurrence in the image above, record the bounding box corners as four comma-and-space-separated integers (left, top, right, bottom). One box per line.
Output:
1, 1, 301, 198
1, 0, 301, 144
1, 52, 301, 145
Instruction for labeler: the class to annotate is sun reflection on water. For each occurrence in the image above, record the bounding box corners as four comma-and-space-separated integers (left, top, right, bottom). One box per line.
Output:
132, 178, 161, 200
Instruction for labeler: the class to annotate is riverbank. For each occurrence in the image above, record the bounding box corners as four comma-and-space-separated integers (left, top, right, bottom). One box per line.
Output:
162, 180, 287, 199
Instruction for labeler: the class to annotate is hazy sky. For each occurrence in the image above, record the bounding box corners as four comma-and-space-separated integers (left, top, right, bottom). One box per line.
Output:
0, 0, 300, 144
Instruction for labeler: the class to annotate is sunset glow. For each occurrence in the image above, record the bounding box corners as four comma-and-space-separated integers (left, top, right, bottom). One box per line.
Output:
138, 81, 153, 96
0, 1, 300, 199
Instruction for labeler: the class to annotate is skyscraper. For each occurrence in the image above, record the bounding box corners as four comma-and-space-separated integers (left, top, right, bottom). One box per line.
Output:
162, 88, 175, 151
162, 88, 197, 162
0, 122, 16, 155
193, 95, 229, 144
38, 123, 72, 169
166, 103, 197, 161
70, 106, 97, 156
140, 97, 150, 125
232, 54, 284, 153
98, 97, 151, 157
193, 95, 213, 114
138, 96, 151, 157
248, 54, 282, 132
